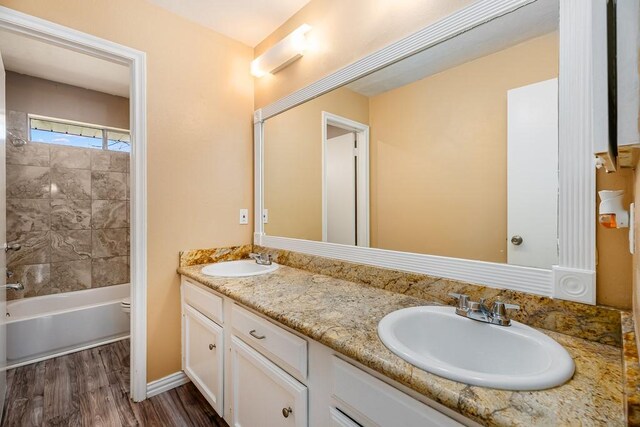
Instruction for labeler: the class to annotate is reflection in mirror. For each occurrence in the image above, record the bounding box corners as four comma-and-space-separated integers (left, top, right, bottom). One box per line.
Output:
264, 0, 559, 269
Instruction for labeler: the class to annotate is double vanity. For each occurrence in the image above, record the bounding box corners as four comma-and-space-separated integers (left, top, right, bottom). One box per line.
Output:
178, 250, 624, 426
173, 0, 633, 424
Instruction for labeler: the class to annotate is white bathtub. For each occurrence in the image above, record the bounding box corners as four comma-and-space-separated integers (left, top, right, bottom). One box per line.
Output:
6, 283, 130, 368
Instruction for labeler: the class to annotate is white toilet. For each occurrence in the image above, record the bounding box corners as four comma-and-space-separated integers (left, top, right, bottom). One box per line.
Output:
120, 297, 131, 315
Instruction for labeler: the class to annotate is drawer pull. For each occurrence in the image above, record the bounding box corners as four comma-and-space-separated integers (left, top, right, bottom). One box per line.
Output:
249, 329, 266, 340
282, 407, 293, 418
209, 343, 216, 350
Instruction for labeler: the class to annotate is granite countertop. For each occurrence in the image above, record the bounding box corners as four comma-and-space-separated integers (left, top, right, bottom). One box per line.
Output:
178, 263, 624, 426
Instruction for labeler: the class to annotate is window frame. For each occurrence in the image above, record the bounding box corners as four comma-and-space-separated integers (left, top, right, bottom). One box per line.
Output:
27, 113, 131, 152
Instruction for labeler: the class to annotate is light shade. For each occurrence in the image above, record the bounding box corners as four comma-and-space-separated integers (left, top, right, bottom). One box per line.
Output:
251, 24, 312, 77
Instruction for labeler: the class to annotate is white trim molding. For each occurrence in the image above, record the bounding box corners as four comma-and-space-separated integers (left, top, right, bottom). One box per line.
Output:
254, 0, 602, 304
0, 6, 149, 400
552, 0, 605, 303
147, 371, 190, 398
263, 235, 553, 295
552, 267, 596, 304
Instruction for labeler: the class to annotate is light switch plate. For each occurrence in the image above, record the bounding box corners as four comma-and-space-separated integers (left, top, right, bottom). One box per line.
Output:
239, 209, 249, 225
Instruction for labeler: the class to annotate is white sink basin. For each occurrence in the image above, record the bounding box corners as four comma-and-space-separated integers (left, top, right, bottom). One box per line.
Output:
378, 306, 575, 390
201, 260, 279, 277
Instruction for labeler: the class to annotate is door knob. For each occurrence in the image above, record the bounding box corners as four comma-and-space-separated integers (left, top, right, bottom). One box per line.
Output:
510, 235, 523, 246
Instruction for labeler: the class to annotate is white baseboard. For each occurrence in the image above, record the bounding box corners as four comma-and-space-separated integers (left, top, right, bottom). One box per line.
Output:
146, 371, 190, 398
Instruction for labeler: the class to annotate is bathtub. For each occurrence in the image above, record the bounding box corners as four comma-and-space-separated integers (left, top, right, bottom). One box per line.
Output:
6, 283, 130, 368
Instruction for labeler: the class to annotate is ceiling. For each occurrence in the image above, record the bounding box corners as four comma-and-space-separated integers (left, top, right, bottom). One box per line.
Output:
147, 0, 311, 47
0, 29, 130, 97
348, 0, 559, 97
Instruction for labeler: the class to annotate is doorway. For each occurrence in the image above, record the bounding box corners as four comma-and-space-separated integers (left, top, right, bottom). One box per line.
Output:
0, 6, 147, 403
322, 112, 370, 247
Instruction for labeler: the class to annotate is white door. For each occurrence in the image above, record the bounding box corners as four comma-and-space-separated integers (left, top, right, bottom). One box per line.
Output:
326, 133, 356, 245
183, 305, 224, 415
0, 51, 7, 418
231, 336, 307, 427
507, 78, 559, 269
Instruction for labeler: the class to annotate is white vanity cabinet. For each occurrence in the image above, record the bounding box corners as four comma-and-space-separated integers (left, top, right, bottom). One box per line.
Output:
181, 281, 224, 415
231, 336, 308, 426
180, 276, 467, 427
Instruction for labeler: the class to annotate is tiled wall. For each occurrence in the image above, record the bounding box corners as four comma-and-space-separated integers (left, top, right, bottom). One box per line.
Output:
6, 110, 130, 299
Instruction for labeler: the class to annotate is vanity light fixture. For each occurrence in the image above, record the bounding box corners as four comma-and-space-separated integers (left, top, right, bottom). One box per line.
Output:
251, 24, 312, 78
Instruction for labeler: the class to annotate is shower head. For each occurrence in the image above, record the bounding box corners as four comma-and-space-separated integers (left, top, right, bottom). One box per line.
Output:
7, 130, 27, 147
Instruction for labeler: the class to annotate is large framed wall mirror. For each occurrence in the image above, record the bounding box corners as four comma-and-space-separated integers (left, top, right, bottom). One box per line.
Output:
254, 0, 606, 304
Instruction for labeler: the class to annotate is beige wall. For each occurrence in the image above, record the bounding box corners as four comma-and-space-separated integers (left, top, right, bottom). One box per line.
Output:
0, 0, 255, 381
264, 87, 369, 240
254, 0, 474, 108
6, 71, 129, 129
369, 33, 558, 263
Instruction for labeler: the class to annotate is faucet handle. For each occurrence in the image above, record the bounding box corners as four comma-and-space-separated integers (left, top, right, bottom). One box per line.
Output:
491, 301, 520, 317
448, 293, 470, 312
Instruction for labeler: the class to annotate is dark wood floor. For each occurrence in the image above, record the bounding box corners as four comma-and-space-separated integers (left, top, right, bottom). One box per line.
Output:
0, 339, 228, 427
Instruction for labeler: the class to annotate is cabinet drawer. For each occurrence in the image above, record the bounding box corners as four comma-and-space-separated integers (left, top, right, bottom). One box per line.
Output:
330, 408, 362, 427
332, 357, 461, 427
232, 336, 308, 427
232, 304, 307, 379
182, 278, 223, 325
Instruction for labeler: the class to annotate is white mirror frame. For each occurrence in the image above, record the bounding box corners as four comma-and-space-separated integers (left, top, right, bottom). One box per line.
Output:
254, 0, 606, 305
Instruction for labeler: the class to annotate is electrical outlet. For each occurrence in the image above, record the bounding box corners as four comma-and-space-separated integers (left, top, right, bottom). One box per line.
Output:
239, 209, 249, 225
263, 209, 269, 224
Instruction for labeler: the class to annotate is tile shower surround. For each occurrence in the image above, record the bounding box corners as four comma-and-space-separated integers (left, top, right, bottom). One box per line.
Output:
6, 110, 130, 299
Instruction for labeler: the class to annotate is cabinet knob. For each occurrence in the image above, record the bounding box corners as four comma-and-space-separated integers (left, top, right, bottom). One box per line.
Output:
282, 407, 292, 418
209, 343, 216, 350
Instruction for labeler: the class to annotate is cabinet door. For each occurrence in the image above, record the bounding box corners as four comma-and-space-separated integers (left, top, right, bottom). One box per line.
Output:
231, 336, 307, 427
184, 304, 224, 415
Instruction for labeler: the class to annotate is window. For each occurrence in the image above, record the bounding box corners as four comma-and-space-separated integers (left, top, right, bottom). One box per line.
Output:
29, 116, 131, 153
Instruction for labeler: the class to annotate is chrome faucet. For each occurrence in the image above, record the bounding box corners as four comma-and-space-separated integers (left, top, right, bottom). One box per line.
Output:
249, 252, 273, 266
2, 283, 24, 291
449, 293, 520, 326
